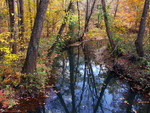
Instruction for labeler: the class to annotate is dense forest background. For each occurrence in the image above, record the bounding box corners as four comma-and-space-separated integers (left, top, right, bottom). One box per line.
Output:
0, 0, 150, 110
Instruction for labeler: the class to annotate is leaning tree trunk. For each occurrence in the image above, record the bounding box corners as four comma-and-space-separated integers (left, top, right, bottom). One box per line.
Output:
135, 0, 149, 57
22, 0, 49, 74
48, 1, 73, 57
101, 0, 115, 51
8, 0, 17, 54
114, 0, 119, 18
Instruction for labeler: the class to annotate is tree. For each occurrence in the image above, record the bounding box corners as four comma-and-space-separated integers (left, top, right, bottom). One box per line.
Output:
36, 0, 40, 12
101, 0, 115, 51
77, 1, 80, 37
85, 0, 89, 32
48, 1, 73, 57
17, 0, 24, 43
135, 0, 149, 57
114, 0, 119, 18
0, 11, 2, 33
22, 0, 49, 74
8, 0, 17, 53
80, 0, 97, 40
69, 3, 75, 37
28, 0, 32, 30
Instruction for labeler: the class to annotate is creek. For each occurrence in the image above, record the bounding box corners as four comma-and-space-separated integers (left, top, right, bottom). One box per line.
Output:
6, 40, 150, 113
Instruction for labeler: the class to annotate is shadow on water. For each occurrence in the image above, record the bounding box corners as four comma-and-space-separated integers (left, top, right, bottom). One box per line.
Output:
5, 40, 150, 113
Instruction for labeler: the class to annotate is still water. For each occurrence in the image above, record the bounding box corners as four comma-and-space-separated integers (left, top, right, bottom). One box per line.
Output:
7, 40, 150, 113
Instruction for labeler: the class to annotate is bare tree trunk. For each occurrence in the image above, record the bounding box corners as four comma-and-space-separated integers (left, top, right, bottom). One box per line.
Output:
96, 8, 103, 28
22, 0, 49, 74
0, 11, 2, 33
77, 1, 80, 37
69, 4, 75, 37
18, 0, 24, 42
101, 0, 115, 51
36, 0, 40, 13
46, 3, 50, 37
114, 0, 119, 18
52, 18, 55, 33
135, 0, 149, 57
28, 0, 32, 30
85, 0, 89, 32
46, 19, 49, 37
147, 9, 150, 45
8, 0, 17, 54
149, 17, 150, 39
0, 1, 3, 33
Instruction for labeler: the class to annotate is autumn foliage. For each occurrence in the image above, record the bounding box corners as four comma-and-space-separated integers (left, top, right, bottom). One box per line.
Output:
0, 0, 150, 111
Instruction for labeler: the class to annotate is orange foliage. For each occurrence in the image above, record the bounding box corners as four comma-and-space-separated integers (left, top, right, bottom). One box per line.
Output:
114, 0, 144, 28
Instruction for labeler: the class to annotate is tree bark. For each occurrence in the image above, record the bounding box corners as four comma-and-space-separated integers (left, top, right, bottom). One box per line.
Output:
85, 0, 89, 32
8, 0, 17, 54
22, 0, 49, 74
114, 0, 119, 18
18, 0, 24, 43
135, 0, 149, 57
149, 16, 150, 39
77, 1, 80, 37
69, 4, 75, 37
0, 11, 2, 33
101, 0, 115, 51
36, 0, 40, 13
28, 0, 32, 30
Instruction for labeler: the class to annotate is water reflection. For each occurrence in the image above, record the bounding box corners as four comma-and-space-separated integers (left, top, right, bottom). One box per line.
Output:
44, 41, 149, 113
5, 40, 150, 113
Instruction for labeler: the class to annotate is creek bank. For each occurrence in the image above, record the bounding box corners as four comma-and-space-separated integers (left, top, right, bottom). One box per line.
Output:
98, 48, 150, 95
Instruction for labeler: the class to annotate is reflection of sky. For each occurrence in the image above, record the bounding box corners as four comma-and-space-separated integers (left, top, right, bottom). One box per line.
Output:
92, 64, 100, 75
43, 45, 150, 113
78, 65, 84, 75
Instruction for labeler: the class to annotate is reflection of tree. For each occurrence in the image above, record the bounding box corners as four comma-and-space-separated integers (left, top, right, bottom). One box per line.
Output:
94, 72, 113, 113
54, 88, 69, 113
68, 47, 76, 113
126, 88, 136, 113
76, 61, 87, 113
49, 41, 150, 113
88, 62, 98, 97
82, 44, 100, 111
74, 46, 80, 83
61, 57, 65, 85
